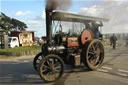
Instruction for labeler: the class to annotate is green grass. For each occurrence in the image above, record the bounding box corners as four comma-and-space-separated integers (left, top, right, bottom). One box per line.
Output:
0, 46, 41, 52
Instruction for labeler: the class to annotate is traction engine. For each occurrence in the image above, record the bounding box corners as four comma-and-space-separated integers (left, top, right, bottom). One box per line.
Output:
33, 9, 108, 82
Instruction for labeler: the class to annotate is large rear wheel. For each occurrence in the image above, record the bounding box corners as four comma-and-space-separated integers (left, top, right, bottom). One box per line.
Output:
39, 54, 65, 82
81, 40, 104, 70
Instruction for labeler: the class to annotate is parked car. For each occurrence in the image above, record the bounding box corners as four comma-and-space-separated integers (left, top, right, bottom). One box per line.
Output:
8, 37, 19, 48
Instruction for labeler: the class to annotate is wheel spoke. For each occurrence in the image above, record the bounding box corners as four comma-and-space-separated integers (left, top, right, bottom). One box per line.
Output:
41, 70, 46, 73
50, 72, 54, 79
52, 58, 55, 68
94, 59, 98, 65
53, 70, 58, 79
90, 59, 95, 65
55, 65, 61, 69
88, 51, 95, 55
47, 72, 54, 81
54, 73, 57, 80
92, 44, 96, 51
95, 56, 100, 64
47, 72, 50, 76
47, 60, 50, 67
37, 59, 41, 60
95, 42, 99, 50
92, 58, 97, 65
88, 55, 92, 60
43, 64, 50, 69
54, 69, 60, 73
45, 72, 51, 80
88, 55, 96, 65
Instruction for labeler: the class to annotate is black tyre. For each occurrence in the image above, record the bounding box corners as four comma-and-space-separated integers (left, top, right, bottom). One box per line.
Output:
39, 54, 65, 82
81, 40, 104, 70
33, 52, 44, 71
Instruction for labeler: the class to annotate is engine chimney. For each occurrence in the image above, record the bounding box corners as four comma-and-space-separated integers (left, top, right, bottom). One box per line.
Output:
45, 9, 52, 45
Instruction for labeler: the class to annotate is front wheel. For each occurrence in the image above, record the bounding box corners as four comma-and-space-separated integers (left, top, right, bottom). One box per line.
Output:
39, 54, 65, 82
81, 40, 104, 70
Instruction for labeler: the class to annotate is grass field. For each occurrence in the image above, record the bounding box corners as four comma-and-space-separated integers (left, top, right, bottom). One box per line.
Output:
0, 46, 41, 52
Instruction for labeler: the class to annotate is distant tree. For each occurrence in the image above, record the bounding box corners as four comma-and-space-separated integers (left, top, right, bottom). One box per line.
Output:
11, 18, 27, 31
0, 12, 27, 34
0, 12, 13, 33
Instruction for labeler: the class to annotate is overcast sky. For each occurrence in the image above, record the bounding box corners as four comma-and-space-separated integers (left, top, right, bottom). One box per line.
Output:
1, 0, 128, 37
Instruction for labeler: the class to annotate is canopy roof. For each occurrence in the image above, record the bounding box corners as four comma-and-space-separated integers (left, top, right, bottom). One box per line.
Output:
52, 11, 109, 23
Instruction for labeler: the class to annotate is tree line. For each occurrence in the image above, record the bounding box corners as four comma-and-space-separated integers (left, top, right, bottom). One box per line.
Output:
0, 12, 27, 34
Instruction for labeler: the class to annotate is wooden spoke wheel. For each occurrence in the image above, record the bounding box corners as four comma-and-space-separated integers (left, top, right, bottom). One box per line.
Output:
39, 54, 65, 82
33, 52, 44, 71
81, 40, 104, 70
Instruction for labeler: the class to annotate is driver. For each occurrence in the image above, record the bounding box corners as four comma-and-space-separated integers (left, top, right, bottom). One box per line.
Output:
54, 25, 64, 45
91, 21, 103, 39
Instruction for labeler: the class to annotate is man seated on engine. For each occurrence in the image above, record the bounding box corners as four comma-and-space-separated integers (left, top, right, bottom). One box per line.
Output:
54, 24, 64, 46
91, 21, 103, 39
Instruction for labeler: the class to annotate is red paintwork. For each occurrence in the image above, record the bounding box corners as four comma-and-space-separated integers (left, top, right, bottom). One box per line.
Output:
81, 29, 92, 45
68, 37, 79, 48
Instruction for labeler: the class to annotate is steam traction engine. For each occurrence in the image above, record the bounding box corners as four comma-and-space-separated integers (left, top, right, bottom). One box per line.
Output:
33, 10, 108, 82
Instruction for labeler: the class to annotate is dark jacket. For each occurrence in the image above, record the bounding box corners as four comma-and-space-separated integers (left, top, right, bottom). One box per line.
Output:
110, 35, 117, 43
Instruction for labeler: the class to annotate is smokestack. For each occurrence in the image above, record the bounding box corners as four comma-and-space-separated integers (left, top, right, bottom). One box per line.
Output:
46, 0, 72, 11
45, 0, 57, 45
46, 0, 59, 11
45, 9, 52, 45
45, 0, 72, 45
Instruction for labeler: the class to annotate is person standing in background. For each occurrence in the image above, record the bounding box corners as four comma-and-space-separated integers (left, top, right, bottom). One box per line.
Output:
110, 34, 117, 49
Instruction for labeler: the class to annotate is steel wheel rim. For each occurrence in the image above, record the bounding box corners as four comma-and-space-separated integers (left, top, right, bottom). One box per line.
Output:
87, 41, 104, 67
40, 56, 64, 82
